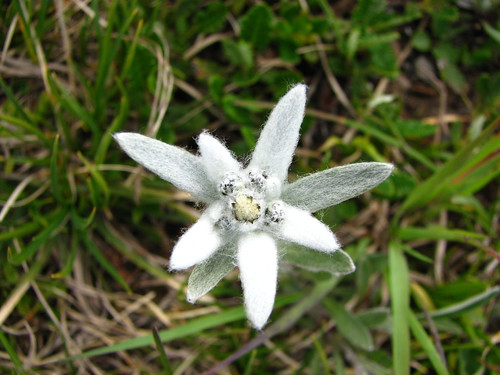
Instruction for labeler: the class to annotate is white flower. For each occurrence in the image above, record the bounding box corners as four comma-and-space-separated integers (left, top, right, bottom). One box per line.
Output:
114, 84, 394, 329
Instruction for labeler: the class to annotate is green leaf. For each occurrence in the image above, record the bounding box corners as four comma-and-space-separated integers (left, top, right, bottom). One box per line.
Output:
375, 172, 416, 200
432, 42, 459, 64
239, 125, 257, 150
222, 39, 254, 70
358, 32, 400, 49
346, 28, 360, 61
369, 43, 398, 77
187, 247, 236, 303
371, 3, 422, 31
357, 308, 391, 329
194, 2, 227, 33
412, 31, 431, 51
431, 4, 459, 36
324, 299, 375, 351
351, 0, 387, 27
222, 94, 253, 123
481, 21, 500, 44
440, 62, 467, 93
282, 246, 355, 276
395, 120, 437, 138
458, 348, 484, 375
208, 75, 224, 103
278, 38, 300, 64
282, 162, 394, 213
240, 4, 273, 50
430, 280, 488, 306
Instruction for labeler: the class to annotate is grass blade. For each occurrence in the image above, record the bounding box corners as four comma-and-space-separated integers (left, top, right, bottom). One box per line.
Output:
50, 135, 63, 202
0, 331, 27, 374
51, 227, 79, 278
50, 74, 101, 141
409, 311, 450, 375
10, 209, 68, 265
94, 4, 137, 122
346, 119, 401, 147
80, 231, 131, 293
0, 221, 41, 242
396, 122, 498, 217
333, 350, 347, 375
78, 152, 110, 205
397, 226, 487, 242
118, 18, 144, 83
313, 338, 332, 375
97, 221, 171, 279
389, 241, 410, 375
65, 293, 299, 363
428, 286, 500, 319
0, 112, 49, 145
152, 327, 174, 375
73, 305, 245, 358
94, 94, 129, 165
0, 246, 50, 326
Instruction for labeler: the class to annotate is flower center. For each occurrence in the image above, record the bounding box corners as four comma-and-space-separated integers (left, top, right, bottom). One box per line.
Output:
232, 194, 261, 223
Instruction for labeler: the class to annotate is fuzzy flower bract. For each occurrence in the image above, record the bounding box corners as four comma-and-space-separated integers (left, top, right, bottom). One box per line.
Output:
114, 84, 394, 329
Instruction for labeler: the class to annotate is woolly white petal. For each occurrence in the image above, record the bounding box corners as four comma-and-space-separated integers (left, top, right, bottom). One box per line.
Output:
249, 84, 307, 182
282, 162, 394, 212
197, 132, 241, 182
274, 204, 340, 252
170, 207, 222, 270
114, 133, 217, 202
238, 232, 278, 329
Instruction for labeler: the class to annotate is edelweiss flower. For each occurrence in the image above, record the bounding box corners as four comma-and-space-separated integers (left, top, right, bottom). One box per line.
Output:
114, 84, 394, 329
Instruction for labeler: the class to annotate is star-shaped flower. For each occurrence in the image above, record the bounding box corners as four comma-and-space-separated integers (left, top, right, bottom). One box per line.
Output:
114, 84, 394, 329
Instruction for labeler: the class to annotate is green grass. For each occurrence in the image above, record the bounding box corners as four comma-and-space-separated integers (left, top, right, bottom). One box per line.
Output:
1, 0, 499, 373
